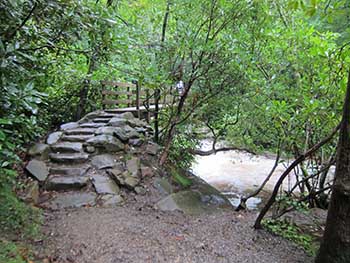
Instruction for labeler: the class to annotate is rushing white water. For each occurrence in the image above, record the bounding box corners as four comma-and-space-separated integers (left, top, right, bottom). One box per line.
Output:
191, 140, 298, 209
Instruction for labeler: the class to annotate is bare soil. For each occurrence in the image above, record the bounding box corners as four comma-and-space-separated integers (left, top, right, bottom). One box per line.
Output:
37, 203, 312, 263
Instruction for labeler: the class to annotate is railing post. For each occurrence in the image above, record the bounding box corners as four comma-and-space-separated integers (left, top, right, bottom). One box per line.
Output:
154, 88, 160, 142
134, 80, 140, 119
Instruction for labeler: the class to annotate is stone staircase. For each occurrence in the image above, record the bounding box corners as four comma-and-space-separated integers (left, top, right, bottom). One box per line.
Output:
25, 110, 159, 209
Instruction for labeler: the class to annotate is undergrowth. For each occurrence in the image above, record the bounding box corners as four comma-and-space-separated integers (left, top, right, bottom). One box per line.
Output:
263, 218, 318, 256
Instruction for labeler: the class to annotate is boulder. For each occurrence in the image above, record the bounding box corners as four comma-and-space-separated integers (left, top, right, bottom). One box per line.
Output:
95, 127, 129, 142
153, 177, 173, 195
146, 142, 160, 155
45, 176, 89, 191
46, 131, 63, 145
85, 135, 124, 152
91, 154, 118, 170
64, 128, 96, 135
119, 112, 135, 119
127, 118, 147, 128
109, 170, 140, 190
91, 175, 120, 194
129, 138, 144, 147
28, 143, 50, 160
25, 159, 49, 183
108, 117, 128, 127
60, 122, 79, 131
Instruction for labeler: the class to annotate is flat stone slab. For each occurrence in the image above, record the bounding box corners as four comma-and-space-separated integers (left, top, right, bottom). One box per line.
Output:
45, 192, 96, 209
64, 128, 96, 135
126, 157, 140, 177
28, 143, 50, 160
93, 118, 111, 123
109, 170, 140, 190
49, 153, 89, 164
47, 131, 63, 145
108, 117, 128, 127
119, 112, 135, 119
51, 142, 83, 153
91, 175, 120, 194
61, 134, 94, 142
50, 166, 89, 176
95, 127, 129, 142
60, 122, 79, 131
91, 154, 117, 169
45, 176, 89, 191
100, 194, 124, 207
85, 135, 124, 152
26, 159, 49, 183
79, 122, 106, 128
146, 142, 160, 155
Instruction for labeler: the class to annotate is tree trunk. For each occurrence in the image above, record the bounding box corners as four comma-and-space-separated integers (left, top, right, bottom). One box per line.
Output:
315, 70, 350, 263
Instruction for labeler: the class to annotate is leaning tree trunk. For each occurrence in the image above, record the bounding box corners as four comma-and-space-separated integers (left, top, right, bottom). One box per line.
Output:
315, 70, 350, 263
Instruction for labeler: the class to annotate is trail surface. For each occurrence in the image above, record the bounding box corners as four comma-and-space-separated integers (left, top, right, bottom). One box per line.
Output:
38, 204, 311, 263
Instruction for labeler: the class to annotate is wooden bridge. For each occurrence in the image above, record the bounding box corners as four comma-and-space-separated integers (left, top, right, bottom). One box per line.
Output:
101, 80, 174, 141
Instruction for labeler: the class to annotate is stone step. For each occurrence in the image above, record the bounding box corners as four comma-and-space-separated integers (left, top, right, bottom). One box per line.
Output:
45, 175, 89, 191
51, 142, 83, 153
91, 174, 120, 195
64, 128, 96, 135
43, 192, 97, 210
49, 153, 89, 164
61, 134, 94, 142
93, 117, 112, 123
49, 166, 89, 176
79, 122, 106, 128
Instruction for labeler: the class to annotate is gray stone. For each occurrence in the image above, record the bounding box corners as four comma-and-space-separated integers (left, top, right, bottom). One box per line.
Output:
26, 159, 49, 183
85, 146, 96, 153
100, 194, 124, 207
107, 166, 124, 177
127, 118, 147, 128
23, 181, 39, 204
49, 153, 89, 164
108, 117, 128, 127
127, 129, 141, 139
126, 157, 140, 177
28, 143, 50, 160
46, 192, 96, 209
91, 154, 117, 169
93, 117, 111, 123
141, 165, 154, 178
51, 142, 83, 153
50, 166, 89, 176
146, 142, 160, 155
78, 111, 103, 123
135, 127, 147, 134
45, 176, 89, 191
119, 112, 135, 119
79, 122, 106, 128
153, 177, 173, 195
64, 128, 96, 135
61, 134, 94, 142
91, 175, 120, 194
94, 127, 129, 142
85, 135, 124, 152
46, 131, 63, 145
156, 191, 222, 215
135, 186, 147, 195
129, 138, 144, 147
110, 170, 140, 190
60, 122, 79, 131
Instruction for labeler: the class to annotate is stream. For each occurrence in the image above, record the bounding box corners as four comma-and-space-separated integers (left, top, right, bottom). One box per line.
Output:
191, 140, 298, 210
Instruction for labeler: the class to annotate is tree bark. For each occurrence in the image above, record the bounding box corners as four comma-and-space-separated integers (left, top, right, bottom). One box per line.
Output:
315, 70, 350, 263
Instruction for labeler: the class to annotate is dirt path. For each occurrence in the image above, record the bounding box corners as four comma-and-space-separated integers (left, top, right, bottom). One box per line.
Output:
38, 204, 312, 263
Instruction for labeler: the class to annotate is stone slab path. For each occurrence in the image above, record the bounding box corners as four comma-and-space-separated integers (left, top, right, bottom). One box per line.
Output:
25, 110, 159, 210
